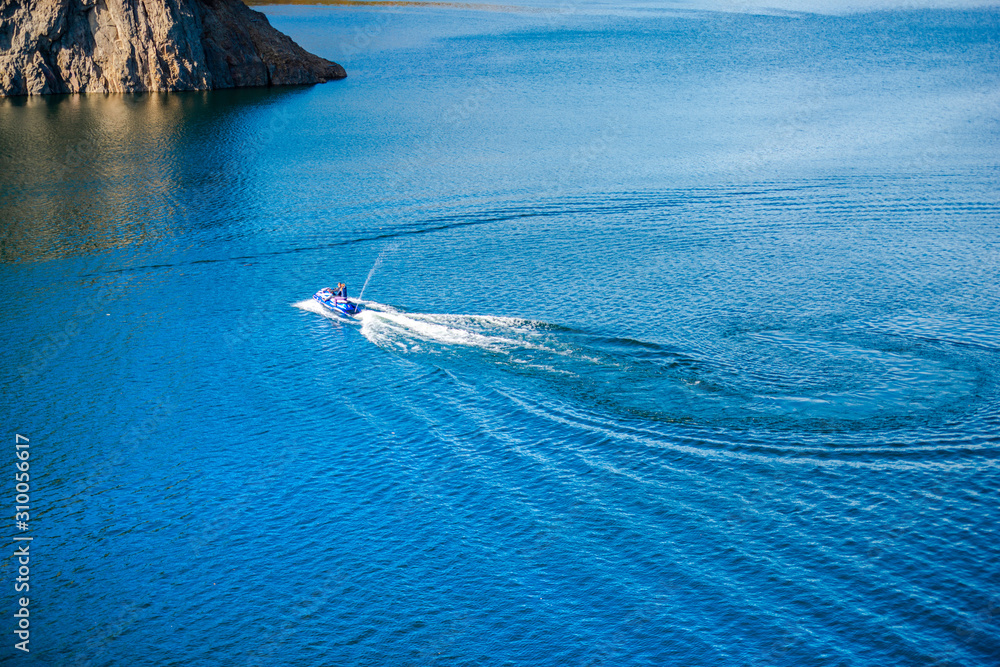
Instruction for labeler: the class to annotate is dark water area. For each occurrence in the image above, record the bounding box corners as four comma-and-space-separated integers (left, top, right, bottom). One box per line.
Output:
1, 2, 999, 665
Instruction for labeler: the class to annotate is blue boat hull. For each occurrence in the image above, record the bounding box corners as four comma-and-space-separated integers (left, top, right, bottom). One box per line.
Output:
313, 290, 363, 316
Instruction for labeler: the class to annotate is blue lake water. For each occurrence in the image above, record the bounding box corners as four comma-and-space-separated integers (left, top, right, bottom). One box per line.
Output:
2, 2, 1000, 664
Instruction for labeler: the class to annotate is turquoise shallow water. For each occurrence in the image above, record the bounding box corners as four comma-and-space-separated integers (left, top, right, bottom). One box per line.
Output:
2, 2, 1000, 665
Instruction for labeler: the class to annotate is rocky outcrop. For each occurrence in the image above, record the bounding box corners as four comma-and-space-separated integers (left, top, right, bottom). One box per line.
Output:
0, 0, 346, 96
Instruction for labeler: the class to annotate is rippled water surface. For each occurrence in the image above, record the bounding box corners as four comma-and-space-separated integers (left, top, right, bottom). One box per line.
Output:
2, 2, 999, 665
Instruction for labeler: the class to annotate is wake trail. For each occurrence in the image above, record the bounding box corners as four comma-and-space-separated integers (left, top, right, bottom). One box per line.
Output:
293, 299, 999, 459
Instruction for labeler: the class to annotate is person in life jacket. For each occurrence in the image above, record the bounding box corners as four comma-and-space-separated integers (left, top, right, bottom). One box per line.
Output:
334, 282, 348, 298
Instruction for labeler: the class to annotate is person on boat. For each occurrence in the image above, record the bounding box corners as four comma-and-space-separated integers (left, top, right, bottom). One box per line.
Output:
334, 282, 348, 298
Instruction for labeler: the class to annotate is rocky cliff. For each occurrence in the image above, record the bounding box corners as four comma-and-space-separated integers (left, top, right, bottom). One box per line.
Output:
0, 0, 346, 96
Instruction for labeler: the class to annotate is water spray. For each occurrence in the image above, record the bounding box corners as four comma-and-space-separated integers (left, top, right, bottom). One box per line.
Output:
359, 242, 397, 300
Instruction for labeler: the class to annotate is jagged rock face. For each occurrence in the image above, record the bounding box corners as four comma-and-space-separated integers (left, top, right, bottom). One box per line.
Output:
0, 0, 346, 96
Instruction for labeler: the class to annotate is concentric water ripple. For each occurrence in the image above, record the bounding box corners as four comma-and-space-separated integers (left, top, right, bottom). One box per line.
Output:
296, 293, 1000, 464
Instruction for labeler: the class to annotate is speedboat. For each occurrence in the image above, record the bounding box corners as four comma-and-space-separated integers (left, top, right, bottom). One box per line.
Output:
313, 288, 363, 316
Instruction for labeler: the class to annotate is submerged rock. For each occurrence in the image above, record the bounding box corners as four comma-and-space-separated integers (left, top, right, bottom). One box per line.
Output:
0, 0, 346, 96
